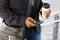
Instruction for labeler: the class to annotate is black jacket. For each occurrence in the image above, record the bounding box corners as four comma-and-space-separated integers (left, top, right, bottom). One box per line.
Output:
0, 0, 43, 28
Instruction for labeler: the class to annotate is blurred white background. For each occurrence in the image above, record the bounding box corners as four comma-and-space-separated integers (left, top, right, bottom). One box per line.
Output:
41, 0, 60, 40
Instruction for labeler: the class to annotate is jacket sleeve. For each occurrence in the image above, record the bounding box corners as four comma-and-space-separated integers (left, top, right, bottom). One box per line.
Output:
39, 0, 43, 15
0, 0, 27, 28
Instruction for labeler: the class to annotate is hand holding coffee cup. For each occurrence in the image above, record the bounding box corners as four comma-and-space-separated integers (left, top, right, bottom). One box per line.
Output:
41, 3, 51, 19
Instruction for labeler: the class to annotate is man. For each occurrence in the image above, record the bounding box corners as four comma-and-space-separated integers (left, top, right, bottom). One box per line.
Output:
0, 0, 50, 40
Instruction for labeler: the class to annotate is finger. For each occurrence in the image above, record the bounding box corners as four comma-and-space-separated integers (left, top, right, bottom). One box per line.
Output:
29, 22, 36, 27
46, 12, 50, 19
47, 9, 51, 14
49, 9, 51, 14
46, 14, 50, 19
27, 25, 31, 28
26, 23, 31, 28
29, 17, 36, 23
